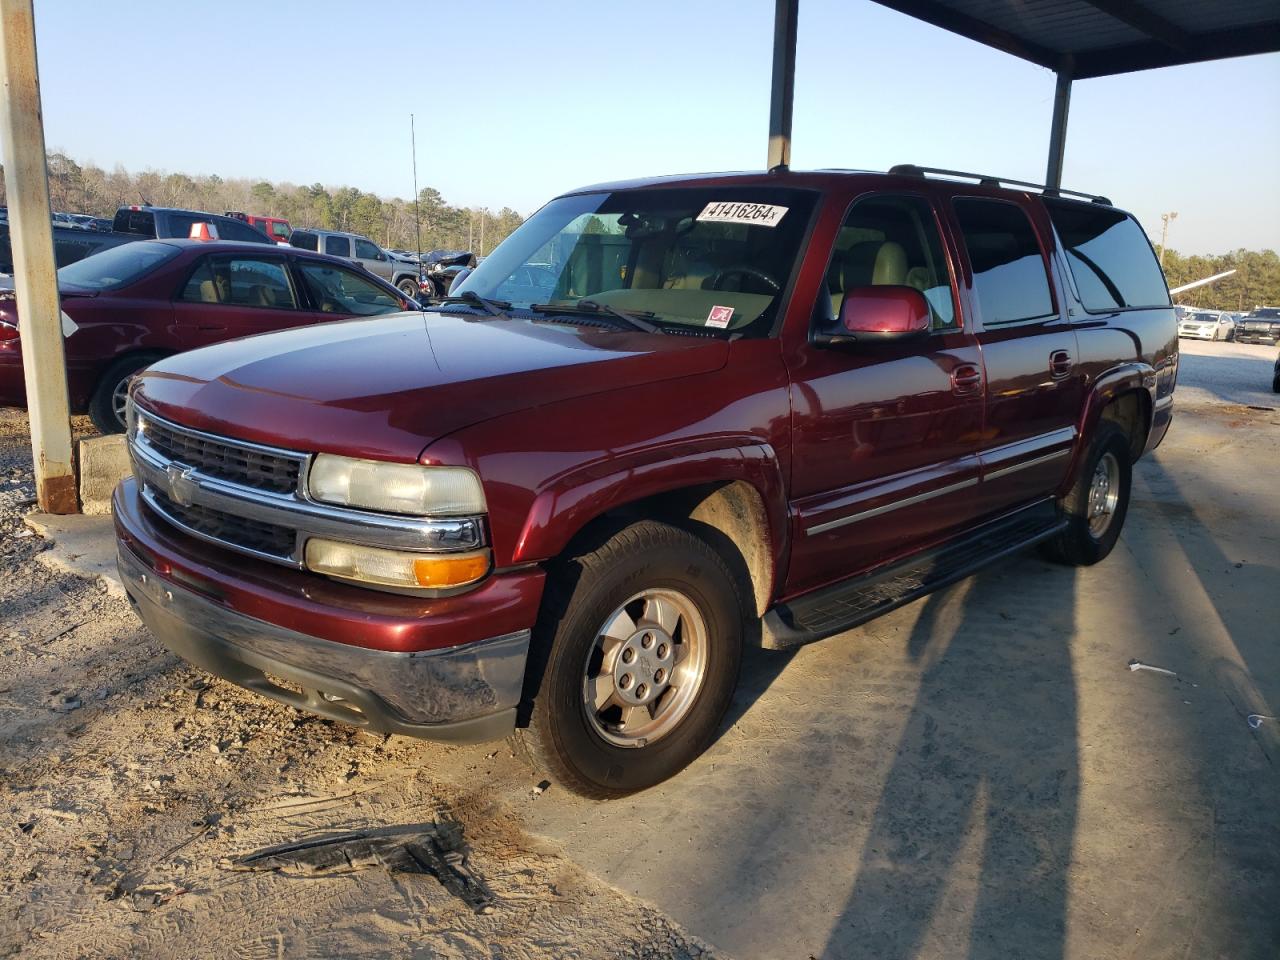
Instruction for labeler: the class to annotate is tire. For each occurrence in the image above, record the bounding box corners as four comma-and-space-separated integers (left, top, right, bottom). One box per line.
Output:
88, 353, 162, 434
396, 277, 420, 299
1040, 421, 1132, 566
1272, 372, 1279, 394
520, 520, 744, 799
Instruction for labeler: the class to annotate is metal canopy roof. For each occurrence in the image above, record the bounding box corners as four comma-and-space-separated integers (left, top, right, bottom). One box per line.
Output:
869, 0, 1280, 78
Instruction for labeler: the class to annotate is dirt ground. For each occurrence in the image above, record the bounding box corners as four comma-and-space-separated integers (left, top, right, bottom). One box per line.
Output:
2, 337, 1278, 959
0, 414, 722, 958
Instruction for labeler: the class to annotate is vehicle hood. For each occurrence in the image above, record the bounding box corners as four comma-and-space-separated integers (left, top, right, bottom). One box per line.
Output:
133, 310, 730, 461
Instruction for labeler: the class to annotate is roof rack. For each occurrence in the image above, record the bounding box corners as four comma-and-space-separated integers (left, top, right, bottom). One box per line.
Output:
888, 164, 1112, 206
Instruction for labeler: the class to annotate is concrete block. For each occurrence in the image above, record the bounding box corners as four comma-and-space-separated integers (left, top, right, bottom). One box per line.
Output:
77, 434, 130, 515
24, 512, 124, 598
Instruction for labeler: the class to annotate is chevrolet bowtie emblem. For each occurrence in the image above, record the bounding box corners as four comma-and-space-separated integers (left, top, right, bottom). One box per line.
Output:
166, 463, 198, 507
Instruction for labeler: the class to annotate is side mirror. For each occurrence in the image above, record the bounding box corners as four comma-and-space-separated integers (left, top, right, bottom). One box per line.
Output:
448, 267, 473, 295
817, 285, 931, 346
376, 251, 386, 261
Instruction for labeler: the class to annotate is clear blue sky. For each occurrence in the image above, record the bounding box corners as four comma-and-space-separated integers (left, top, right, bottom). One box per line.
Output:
24, 0, 1280, 255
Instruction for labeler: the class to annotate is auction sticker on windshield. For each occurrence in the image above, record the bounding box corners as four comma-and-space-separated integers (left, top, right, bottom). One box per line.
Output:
696, 202, 788, 227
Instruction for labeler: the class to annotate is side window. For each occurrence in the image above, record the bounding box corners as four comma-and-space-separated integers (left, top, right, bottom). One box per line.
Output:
178, 257, 298, 309
324, 235, 352, 258
1043, 199, 1170, 311
953, 198, 1056, 326
296, 262, 401, 316
291, 230, 318, 251
353, 237, 380, 259
823, 194, 957, 330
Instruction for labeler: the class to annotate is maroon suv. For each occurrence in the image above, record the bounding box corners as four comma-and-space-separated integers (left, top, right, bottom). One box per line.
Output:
115, 168, 1177, 798
0, 239, 414, 433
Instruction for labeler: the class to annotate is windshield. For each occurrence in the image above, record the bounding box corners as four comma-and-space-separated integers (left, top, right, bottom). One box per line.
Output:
453, 186, 818, 335
56, 241, 181, 290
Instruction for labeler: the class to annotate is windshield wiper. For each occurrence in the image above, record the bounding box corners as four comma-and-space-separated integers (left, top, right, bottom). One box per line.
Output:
529, 300, 660, 333
434, 291, 512, 320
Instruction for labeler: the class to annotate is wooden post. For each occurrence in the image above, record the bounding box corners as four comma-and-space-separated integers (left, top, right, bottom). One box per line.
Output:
0, 0, 76, 513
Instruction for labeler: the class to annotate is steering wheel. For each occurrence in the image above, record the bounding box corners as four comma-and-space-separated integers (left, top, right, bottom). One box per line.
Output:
708, 265, 781, 292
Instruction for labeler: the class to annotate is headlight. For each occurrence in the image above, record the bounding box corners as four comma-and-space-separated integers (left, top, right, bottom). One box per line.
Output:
305, 539, 490, 590
308, 455, 485, 516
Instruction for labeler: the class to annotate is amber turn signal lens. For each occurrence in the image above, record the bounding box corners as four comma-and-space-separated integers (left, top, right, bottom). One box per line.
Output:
411, 552, 490, 588
305, 538, 489, 591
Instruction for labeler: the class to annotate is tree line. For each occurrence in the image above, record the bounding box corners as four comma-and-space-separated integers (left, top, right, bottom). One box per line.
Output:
0, 152, 525, 255
1158, 247, 1280, 311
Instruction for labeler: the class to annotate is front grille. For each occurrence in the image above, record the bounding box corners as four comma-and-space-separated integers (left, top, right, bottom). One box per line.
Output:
142, 416, 301, 494
148, 488, 297, 560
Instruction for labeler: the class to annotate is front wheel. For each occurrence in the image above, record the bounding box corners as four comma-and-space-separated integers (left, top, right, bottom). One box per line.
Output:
396, 277, 420, 300
88, 353, 162, 434
1040, 421, 1132, 566
520, 520, 744, 798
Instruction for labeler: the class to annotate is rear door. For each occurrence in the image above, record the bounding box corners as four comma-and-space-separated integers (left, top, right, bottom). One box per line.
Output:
945, 195, 1082, 517
784, 191, 987, 594
322, 234, 354, 262
173, 252, 308, 349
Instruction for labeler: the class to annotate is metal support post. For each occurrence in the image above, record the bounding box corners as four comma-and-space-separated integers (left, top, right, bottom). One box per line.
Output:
1045, 71, 1072, 190
768, 0, 798, 170
0, 0, 76, 513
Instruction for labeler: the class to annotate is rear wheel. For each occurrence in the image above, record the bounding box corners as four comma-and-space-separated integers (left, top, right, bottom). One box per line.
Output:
521, 520, 743, 798
88, 353, 161, 434
1041, 421, 1132, 566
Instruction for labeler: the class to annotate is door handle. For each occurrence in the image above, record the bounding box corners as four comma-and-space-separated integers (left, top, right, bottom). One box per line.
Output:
1049, 350, 1074, 379
951, 363, 983, 395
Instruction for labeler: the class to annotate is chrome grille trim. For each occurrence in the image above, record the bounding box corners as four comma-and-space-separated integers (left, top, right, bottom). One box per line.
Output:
128, 406, 486, 567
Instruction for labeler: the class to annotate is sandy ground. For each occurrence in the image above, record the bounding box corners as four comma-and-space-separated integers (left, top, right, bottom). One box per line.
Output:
0, 416, 723, 958
2, 336, 1278, 959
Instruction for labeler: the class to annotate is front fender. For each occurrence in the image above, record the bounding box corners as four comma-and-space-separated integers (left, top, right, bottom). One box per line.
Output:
513, 438, 789, 576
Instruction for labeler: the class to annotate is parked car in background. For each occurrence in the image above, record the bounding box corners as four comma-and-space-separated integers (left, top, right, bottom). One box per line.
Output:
112, 206, 275, 245
1177, 310, 1234, 341
0, 222, 135, 273
225, 211, 292, 245
0, 239, 416, 433
421, 249, 477, 297
289, 228, 422, 299
1235, 307, 1280, 346
118, 167, 1176, 798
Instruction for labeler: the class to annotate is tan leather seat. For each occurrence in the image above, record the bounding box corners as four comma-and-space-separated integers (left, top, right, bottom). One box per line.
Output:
249, 284, 276, 307
199, 279, 220, 303
870, 241, 908, 285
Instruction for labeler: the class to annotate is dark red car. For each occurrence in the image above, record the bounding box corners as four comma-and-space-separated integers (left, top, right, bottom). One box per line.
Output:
0, 239, 415, 432
116, 168, 1177, 797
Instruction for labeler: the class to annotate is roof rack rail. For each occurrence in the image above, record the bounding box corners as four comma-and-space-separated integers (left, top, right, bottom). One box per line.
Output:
888, 164, 1112, 206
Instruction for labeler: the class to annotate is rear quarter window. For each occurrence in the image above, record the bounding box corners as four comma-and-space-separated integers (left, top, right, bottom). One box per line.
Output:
1044, 200, 1170, 311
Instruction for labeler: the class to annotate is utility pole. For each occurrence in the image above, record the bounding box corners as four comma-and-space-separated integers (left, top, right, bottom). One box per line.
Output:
479, 210, 485, 258
1158, 211, 1178, 268
0, 0, 77, 513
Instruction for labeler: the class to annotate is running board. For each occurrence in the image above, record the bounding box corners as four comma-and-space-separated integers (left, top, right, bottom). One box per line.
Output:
762, 500, 1066, 650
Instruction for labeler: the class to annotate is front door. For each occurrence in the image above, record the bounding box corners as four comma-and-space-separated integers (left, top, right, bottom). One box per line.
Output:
173, 253, 310, 349
945, 196, 1082, 517
353, 236, 394, 280
785, 192, 987, 595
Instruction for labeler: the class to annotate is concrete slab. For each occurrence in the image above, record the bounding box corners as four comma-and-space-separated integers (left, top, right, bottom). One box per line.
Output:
23, 511, 123, 599
77, 434, 129, 515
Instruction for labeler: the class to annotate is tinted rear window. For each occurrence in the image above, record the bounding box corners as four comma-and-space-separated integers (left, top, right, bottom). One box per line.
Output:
290, 231, 318, 251
56, 241, 181, 290
324, 235, 351, 258
1044, 200, 1169, 310
953, 198, 1055, 325
113, 209, 156, 236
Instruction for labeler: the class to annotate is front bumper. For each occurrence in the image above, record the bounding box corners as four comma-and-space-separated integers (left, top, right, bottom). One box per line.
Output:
115, 478, 544, 742
120, 544, 526, 741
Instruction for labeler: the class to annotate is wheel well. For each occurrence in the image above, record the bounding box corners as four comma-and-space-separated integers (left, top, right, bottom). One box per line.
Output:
1099, 389, 1151, 463
565, 480, 774, 619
